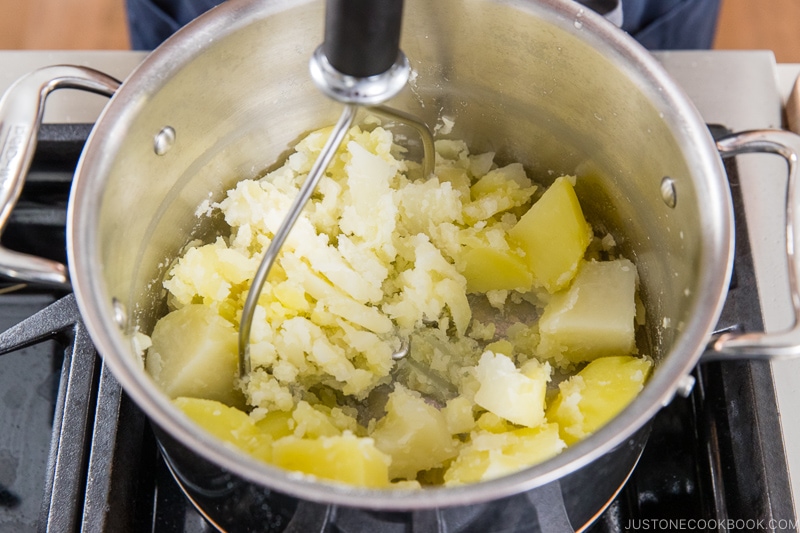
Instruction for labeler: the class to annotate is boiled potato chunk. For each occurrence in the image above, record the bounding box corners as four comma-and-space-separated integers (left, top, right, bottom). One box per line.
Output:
461, 246, 533, 293
254, 410, 294, 440
174, 397, 272, 462
508, 176, 591, 292
484, 339, 514, 357
470, 164, 530, 199
370, 385, 458, 480
464, 163, 537, 223
546, 355, 652, 445
436, 167, 471, 198
476, 411, 516, 434
443, 424, 565, 485
538, 259, 637, 365
473, 352, 550, 427
271, 433, 390, 488
146, 305, 242, 406
443, 396, 476, 435
290, 401, 360, 438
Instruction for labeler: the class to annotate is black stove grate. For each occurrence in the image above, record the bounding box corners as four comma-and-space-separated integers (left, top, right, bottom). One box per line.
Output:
0, 124, 796, 532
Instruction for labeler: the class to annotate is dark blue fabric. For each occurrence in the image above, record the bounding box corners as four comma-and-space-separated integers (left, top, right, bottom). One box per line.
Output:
126, 0, 225, 50
621, 0, 722, 49
125, 0, 721, 51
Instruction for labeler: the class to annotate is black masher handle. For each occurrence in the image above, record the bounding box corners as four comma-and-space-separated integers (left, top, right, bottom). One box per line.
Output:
323, 0, 405, 78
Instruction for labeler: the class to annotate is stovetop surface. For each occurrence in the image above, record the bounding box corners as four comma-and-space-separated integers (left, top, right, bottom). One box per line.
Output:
0, 51, 798, 532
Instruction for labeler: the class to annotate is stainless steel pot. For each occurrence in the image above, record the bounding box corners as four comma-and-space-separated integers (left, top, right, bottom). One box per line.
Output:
2, 0, 800, 528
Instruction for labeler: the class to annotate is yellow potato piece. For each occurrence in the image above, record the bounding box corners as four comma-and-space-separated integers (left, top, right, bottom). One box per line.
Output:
444, 423, 565, 485
508, 176, 592, 292
461, 246, 533, 293
473, 352, 549, 428
146, 305, 242, 406
290, 401, 360, 438
546, 355, 652, 445
464, 163, 536, 223
436, 167, 472, 198
475, 411, 515, 434
538, 259, 637, 365
484, 339, 514, 357
442, 396, 476, 435
271, 433, 390, 488
174, 397, 272, 462
254, 410, 294, 440
370, 386, 458, 480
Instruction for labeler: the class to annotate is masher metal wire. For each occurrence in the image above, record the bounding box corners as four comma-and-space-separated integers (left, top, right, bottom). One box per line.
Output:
237, 0, 436, 379
237, 103, 357, 378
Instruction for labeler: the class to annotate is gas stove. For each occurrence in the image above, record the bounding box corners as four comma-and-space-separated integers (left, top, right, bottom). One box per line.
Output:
0, 50, 798, 532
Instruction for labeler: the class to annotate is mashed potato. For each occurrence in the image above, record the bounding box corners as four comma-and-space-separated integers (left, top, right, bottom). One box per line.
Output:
145, 122, 651, 487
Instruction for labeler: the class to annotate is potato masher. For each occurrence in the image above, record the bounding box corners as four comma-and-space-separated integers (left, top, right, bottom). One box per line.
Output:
238, 0, 435, 378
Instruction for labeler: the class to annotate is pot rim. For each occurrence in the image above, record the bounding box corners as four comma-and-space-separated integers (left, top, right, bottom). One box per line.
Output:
66, 0, 734, 510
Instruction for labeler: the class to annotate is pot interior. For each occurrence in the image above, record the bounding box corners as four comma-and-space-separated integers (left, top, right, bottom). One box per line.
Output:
71, 0, 732, 507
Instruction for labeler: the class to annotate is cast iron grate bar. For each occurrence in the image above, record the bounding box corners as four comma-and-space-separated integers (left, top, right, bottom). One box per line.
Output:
0, 295, 97, 532
82, 357, 149, 533
0, 294, 151, 532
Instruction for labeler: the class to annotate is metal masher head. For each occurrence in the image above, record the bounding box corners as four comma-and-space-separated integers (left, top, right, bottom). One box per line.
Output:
238, 0, 435, 378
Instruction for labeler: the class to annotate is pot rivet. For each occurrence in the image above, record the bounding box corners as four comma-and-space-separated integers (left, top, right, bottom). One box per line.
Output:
676, 374, 696, 398
112, 298, 127, 328
660, 176, 677, 208
154, 126, 176, 156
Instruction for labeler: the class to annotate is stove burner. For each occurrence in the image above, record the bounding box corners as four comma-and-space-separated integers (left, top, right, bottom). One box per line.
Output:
0, 124, 795, 532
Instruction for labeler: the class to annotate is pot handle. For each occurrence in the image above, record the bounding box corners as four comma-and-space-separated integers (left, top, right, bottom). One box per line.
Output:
0, 65, 120, 289
705, 129, 800, 361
